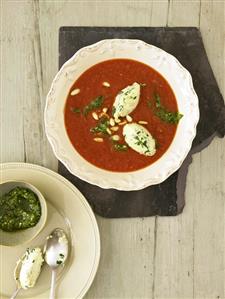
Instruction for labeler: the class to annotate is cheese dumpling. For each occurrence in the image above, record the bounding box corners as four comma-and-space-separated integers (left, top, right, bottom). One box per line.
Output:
123, 123, 156, 156
113, 82, 140, 119
17, 248, 44, 289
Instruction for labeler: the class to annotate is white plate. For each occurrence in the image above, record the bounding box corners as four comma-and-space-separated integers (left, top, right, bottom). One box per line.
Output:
0, 162, 100, 299
45, 39, 199, 190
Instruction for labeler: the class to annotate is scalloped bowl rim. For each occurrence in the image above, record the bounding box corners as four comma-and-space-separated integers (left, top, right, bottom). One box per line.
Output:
44, 39, 199, 191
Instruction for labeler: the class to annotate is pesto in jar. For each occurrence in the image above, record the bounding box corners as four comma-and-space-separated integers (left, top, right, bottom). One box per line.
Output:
0, 187, 41, 232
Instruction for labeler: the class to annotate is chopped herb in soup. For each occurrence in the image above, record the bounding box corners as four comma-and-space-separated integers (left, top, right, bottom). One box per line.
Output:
148, 93, 183, 124
83, 95, 104, 116
0, 187, 41, 232
64, 59, 183, 172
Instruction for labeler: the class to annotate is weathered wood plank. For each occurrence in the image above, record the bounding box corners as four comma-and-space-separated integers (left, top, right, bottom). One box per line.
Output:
154, 1, 225, 299
200, 0, 225, 97
1, 0, 57, 169
86, 217, 156, 298
1, 1, 29, 163
153, 1, 201, 298
150, 1, 169, 26
193, 1, 225, 298
193, 140, 224, 299
168, 0, 201, 27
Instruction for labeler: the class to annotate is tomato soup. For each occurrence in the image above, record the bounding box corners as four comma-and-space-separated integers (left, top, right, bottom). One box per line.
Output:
64, 59, 181, 172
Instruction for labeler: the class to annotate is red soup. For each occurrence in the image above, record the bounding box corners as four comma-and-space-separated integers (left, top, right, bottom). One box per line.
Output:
64, 59, 182, 172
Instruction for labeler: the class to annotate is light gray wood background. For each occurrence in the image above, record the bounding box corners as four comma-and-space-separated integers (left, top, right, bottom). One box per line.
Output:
1, 0, 224, 298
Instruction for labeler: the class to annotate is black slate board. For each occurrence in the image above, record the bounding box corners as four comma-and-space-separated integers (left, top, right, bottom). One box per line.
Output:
58, 27, 225, 218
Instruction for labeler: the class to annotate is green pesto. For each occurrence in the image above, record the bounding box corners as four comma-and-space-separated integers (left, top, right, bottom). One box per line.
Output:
0, 187, 41, 232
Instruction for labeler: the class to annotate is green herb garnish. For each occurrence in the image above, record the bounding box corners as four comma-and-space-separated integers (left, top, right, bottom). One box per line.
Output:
59, 253, 64, 258
156, 109, 183, 124
149, 94, 183, 124
147, 100, 152, 108
70, 107, 81, 114
113, 143, 128, 151
134, 135, 151, 154
90, 117, 110, 135
83, 95, 104, 115
154, 94, 161, 108
56, 260, 63, 265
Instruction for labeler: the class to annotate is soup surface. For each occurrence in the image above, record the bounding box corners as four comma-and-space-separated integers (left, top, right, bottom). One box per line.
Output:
64, 59, 182, 172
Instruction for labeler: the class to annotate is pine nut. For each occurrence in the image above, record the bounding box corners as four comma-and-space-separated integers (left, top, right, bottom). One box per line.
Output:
109, 118, 115, 126
111, 126, 119, 132
102, 107, 108, 113
70, 88, 80, 96
138, 121, 148, 125
92, 112, 99, 120
115, 118, 121, 123
93, 137, 103, 142
106, 128, 112, 135
119, 121, 127, 126
111, 135, 120, 141
126, 115, 132, 122
102, 81, 110, 87
99, 112, 109, 119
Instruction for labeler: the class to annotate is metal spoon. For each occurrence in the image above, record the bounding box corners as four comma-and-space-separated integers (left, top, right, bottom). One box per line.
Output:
10, 287, 21, 299
44, 228, 69, 299
11, 256, 23, 299
10, 247, 44, 299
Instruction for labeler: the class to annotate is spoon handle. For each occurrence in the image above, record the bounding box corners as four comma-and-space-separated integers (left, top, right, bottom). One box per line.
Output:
10, 287, 21, 299
49, 269, 57, 299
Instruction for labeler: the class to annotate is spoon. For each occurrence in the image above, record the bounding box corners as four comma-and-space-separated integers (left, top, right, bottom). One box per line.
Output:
10, 247, 44, 299
11, 257, 23, 299
44, 228, 69, 299
10, 287, 21, 299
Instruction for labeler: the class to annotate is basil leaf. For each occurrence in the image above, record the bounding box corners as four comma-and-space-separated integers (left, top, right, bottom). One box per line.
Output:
154, 93, 161, 108
70, 107, 81, 114
90, 118, 109, 135
148, 94, 183, 124
83, 95, 104, 115
156, 110, 183, 124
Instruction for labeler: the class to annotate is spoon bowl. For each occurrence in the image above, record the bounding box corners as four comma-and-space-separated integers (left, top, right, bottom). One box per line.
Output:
10, 247, 44, 299
44, 228, 69, 269
44, 228, 69, 299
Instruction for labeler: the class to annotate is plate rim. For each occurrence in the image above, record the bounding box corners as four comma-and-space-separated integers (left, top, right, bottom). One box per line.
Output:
0, 162, 101, 299
45, 38, 199, 190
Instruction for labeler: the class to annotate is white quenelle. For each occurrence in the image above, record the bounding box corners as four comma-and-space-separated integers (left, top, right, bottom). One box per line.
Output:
14, 247, 44, 289
113, 82, 140, 119
123, 123, 156, 156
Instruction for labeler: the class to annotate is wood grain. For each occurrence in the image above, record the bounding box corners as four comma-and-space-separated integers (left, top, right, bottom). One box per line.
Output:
1, 1, 224, 298
168, 0, 201, 27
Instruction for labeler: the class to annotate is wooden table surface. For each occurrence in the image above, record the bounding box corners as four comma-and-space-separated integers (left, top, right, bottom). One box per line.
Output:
1, 1, 224, 298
